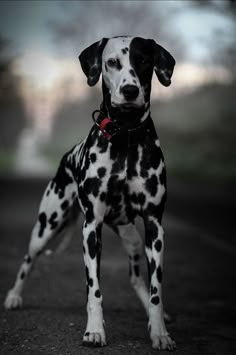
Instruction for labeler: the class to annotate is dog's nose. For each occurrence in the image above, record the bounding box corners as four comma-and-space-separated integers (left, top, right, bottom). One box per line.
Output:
122, 85, 139, 101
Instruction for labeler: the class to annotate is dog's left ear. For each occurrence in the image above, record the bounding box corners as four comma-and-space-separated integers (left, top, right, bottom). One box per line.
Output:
151, 40, 176, 87
79, 38, 108, 86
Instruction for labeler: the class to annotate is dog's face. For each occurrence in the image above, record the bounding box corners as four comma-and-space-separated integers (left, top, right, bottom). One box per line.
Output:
101, 37, 147, 109
79, 36, 175, 111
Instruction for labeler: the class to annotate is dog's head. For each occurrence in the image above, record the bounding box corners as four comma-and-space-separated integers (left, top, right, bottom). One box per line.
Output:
79, 36, 175, 111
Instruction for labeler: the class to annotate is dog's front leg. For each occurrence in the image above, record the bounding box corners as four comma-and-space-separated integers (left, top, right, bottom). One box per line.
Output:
82, 220, 106, 347
145, 217, 176, 350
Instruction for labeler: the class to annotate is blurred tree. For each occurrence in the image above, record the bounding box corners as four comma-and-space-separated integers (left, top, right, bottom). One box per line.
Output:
46, 85, 101, 158
48, 1, 185, 61
0, 35, 26, 152
193, 0, 236, 77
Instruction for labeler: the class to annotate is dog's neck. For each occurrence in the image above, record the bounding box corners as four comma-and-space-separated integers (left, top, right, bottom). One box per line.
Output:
101, 80, 151, 130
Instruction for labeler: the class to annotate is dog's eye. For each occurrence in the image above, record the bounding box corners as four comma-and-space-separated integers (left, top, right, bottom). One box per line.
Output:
107, 58, 117, 67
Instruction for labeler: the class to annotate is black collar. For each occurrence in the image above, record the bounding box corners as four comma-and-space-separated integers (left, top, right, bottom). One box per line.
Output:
92, 110, 155, 147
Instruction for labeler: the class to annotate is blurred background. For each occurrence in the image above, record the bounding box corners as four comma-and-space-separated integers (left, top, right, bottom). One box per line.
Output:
0, 2, 236, 352
0, 0, 235, 178
0, 0, 235, 239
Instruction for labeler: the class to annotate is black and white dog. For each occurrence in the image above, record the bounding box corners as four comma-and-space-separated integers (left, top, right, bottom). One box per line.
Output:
4, 36, 176, 350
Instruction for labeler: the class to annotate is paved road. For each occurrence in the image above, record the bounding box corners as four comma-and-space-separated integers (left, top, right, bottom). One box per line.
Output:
0, 176, 235, 354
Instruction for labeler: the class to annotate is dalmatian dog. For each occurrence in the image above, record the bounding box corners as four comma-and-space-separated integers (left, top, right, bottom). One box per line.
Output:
4, 36, 176, 350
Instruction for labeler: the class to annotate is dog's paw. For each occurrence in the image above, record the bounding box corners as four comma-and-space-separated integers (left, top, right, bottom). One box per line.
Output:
4, 290, 23, 310
151, 334, 176, 351
82, 330, 107, 347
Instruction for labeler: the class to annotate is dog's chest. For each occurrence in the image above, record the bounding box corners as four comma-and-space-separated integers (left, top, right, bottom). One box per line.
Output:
78, 137, 166, 225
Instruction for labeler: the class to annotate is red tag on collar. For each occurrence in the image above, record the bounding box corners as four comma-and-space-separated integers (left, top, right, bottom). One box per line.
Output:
99, 117, 112, 139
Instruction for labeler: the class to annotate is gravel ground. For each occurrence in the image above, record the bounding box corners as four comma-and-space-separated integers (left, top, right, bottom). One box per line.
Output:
0, 176, 235, 354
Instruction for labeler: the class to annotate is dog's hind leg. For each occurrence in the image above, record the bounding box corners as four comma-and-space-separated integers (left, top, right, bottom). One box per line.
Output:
4, 169, 78, 310
115, 223, 149, 316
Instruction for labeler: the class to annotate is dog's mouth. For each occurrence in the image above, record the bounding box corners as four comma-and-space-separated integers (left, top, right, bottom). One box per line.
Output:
111, 101, 144, 111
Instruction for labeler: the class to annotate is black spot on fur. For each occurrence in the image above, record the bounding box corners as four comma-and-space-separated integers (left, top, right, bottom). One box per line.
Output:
159, 166, 166, 185
157, 265, 163, 283
85, 332, 90, 336
90, 153, 97, 163
151, 286, 158, 295
151, 295, 160, 305
61, 200, 69, 210
106, 175, 124, 206
87, 231, 96, 259
79, 185, 95, 224
85, 153, 90, 170
49, 212, 58, 230
84, 177, 101, 197
145, 174, 158, 196
121, 47, 129, 55
124, 187, 139, 223
145, 199, 166, 223
117, 59, 122, 70
96, 224, 102, 281
139, 193, 146, 205
130, 69, 136, 77
85, 266, 93, 287
38, 212, 47, 237
133, 254, 140, 262
24, 255, 31, 264
100, 192, 106, 202
85, 205, 94, 224
145, 220, 158, 249
80, 167, 86, 181
88, 278, 93, 287
130, 192, 146, 206
52, 152, 74, 198
150, 258, 156, 275
140, 143, 162, 179
97, 167, 106, 178
95, 289, 101, 298
20, 271, 25, 279
155, 239, 162, 252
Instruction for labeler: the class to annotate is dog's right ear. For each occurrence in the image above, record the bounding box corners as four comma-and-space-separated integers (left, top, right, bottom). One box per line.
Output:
79, 38, 108, 86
